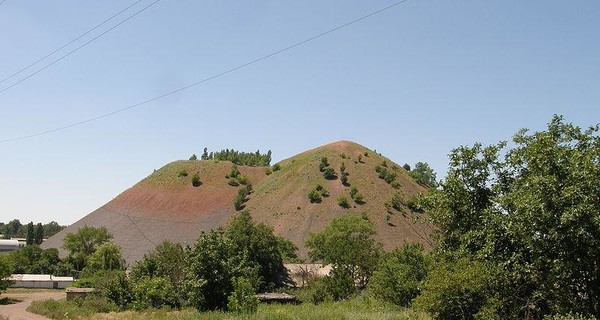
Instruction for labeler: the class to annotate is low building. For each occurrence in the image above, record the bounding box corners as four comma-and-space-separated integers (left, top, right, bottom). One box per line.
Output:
9, 274, 74, 289
0, 239, 20, 251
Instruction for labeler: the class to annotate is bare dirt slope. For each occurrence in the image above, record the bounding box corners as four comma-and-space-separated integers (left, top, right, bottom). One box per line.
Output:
43, 141, 433, 265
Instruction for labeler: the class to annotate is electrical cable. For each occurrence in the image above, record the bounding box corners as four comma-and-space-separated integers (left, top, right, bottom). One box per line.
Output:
0, 0, 147, 85
0, 0, 161, 95
0, 0, 408, 143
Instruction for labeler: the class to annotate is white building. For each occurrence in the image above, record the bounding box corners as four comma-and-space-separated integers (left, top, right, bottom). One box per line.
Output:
0, 239, 20, 251
9, 274, 74, 289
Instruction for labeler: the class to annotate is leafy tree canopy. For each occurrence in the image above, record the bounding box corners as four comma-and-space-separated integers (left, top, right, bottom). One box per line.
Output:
199, 148, 272, 166
424, 115, 600, 318
62, 226, 113, 271
409, 162, 438, 188
306, 214, 382, 289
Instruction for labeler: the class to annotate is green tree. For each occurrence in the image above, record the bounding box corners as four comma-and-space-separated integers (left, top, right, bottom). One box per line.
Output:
62, 226, 113, 271
370, 243, 427, 307
9, 244, 42, 274
83, 242, 125, 276
26, 221, 34, 245
130, 241, 186, 307
424, 115, 600, 318
43, 221, 65, 238
413, 256, 497, 320
225, 211, 295, 291
409, 162, 438, 187
132, 276, 175, 310
227, 277, 259, 314
306, 215, 381, 292
34, 223, 44, 245
0, 256, 13, 294
189, 154, 197, 160
184, 229, 259, 311
201, 147, 209, 160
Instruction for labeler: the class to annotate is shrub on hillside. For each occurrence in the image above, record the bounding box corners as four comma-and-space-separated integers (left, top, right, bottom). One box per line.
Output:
308, 189, 322, 203
323, 168, 337, 180
191, 173, 202, 187
389, 193, 403, 211
406, 196, 424, 213
350, 187, 365, 204
319, 157, 329, 172
227, 178, 239, 187
272, 163, 281, 171
265, 167, 272, 175
237, 175, 248, 185
177, 169, 188, 177
337, 196, 350, 209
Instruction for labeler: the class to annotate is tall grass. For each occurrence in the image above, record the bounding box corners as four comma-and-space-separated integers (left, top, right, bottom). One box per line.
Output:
29, 294, 430, 320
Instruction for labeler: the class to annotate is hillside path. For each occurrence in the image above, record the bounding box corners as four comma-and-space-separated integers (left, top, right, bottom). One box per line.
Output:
0, 290, 64, 320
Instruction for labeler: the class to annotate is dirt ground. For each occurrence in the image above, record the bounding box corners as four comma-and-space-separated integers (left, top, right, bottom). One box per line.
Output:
0, 290, 64, 320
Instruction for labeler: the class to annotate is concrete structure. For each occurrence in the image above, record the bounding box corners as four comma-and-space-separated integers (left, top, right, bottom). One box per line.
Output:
0, 239, 20, 251
11, 238, 27, 248
66, 287, 95, 301
9, 274, 74, 289
256, 293, 298, 304
285, 263, 332, 287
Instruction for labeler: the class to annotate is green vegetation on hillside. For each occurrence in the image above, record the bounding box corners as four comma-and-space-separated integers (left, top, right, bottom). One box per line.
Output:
199, 148, 272, 166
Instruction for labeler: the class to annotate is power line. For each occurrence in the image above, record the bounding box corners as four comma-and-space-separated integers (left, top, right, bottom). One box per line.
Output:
0, 0, 147, 86
0, 0, 161, 95
0, 0, 409, 143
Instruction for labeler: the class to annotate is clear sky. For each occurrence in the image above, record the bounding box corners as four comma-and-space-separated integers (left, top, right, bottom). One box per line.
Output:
1, 0, 599, 225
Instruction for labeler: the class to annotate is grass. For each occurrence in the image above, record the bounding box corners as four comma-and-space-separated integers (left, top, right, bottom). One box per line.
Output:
28, 294, 430, 320
0, 296, 22, 305
6, 288, 63, 294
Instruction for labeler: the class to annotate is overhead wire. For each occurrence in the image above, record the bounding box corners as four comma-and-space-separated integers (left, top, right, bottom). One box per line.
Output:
0, 0, 409, 143
0, 0, 161, 95
0, 0, 148, 85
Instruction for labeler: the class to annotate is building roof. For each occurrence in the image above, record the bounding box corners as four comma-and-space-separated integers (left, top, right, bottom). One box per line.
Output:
8, 274, 74, 282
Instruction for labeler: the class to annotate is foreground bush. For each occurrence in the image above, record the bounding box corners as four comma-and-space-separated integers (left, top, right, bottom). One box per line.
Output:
370, 243, 427, 307
413, 256, 497, 320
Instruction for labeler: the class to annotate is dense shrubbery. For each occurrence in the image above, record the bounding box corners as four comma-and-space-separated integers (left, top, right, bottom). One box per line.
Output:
369, 243, 427, 307
306, 215, 381, 301
418, 116, 600, 319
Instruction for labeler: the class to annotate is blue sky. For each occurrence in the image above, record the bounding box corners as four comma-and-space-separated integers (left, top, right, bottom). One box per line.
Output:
1, 0, 598, 225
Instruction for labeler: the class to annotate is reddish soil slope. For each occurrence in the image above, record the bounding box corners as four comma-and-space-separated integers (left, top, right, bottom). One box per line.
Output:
43, 141, 434, 265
